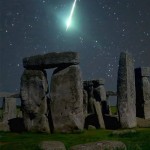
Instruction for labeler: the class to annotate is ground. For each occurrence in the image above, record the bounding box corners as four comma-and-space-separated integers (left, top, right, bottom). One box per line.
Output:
0, 128, 150, 150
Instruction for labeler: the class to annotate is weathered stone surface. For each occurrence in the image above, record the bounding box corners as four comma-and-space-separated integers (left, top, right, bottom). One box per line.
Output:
83, 80, 105, 129
70, 141, 126, 150
84, 100, 105, 129
23, 52, 79, 69
0, 92, 20, 98
83, 89, 88, 117
50, 65, 84, 133
88, 125, 96, 130
92, 79, 106, 110
94, 85, 106, 101
2, 98, 16, 122
144, 103, 150, 119
39, 141, 66, 150
135, 68, 150, 119
137, 117, 150, 127
20, 69, 50, 133
112, 129, 136, 135
117, 52, 137, 128
83, 81, 95, 114
135, 67, 150, 77
93, 100, 105, 129
0, 122, 9, 131
84, 79, 106, 103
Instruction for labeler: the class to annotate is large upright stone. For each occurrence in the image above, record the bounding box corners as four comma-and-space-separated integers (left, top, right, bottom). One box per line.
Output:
117, 52, 137, 128
20, 69, 50, 133
83, 81, 95, 114
50, 65, 84, 133
135, 67, 150, 119
2, 98, 16, 122
83, 80, 105, 129
23, 52, 79, 69
83, 89, 88, 117
93, 79, 106, 102
93, 100, 105, 129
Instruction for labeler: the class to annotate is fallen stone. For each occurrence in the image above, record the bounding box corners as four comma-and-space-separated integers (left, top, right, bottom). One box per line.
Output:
39, 141, 66, 150
117, 52, 137, 128
20, 69, 50, 133
70, 141, 126, 150
88, 125, 96, 130
23, 52, 79, 69
112, 129, 136, 135
50, 65, 84, 133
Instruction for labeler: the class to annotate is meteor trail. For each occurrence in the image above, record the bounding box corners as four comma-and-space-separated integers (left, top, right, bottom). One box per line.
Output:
66, 0, 77, 31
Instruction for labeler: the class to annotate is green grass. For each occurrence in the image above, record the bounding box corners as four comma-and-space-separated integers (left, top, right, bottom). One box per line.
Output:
0, 128, 150, 150
111, 106, 118, 115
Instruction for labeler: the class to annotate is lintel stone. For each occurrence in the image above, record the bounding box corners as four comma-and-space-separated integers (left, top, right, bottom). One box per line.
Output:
23, 52, 79, 69
135, 67, 150, 77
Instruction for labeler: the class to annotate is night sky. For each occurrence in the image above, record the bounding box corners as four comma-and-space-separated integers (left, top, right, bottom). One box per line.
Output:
0, 0, 150, 93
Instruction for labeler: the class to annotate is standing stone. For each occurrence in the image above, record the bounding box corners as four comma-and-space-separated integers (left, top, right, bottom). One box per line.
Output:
83, 89, 88, 117
135, 67, 150, 119
20, 69, 50, 133
50, 65, 84, 133
2, 98, 16, 122
93, 100, 105, 129
86, 81, 95, 114
93, 79, 106, 101
83, 80, 105, 129
93, 79, 109, 115
117, 52, 137, 128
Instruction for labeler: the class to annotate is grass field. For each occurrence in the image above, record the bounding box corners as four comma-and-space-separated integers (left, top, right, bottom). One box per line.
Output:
0, 128, 150, 150
110, 106, 118, 115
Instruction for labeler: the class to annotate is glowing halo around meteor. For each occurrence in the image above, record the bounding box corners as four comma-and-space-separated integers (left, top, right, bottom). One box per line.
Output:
66, 0, 77, 31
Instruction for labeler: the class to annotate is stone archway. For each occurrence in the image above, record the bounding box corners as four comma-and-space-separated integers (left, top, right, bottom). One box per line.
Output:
20, 52, 84, 133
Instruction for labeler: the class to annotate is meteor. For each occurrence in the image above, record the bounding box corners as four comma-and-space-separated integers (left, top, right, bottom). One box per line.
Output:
66, 0, 77, 31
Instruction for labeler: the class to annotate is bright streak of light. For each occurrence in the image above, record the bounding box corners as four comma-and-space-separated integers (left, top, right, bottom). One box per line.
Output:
66, 0, 77, 31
